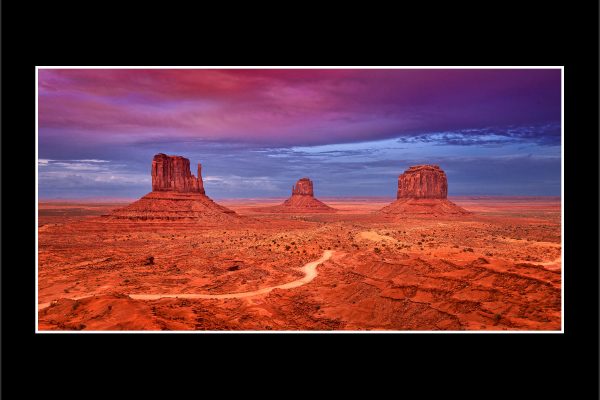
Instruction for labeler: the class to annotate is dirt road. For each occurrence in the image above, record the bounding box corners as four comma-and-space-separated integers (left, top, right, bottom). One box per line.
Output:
38, 250, 334, 309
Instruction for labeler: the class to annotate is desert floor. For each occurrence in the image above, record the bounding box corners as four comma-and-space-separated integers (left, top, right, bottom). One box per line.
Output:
37, 197, 561, 331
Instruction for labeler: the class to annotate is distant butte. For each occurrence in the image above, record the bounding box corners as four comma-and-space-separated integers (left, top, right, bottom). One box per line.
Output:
109, 154, 238, 221
291, 177, 314, 196
261, 177, 336, 213
380, 164, 468, 215
397, 165, 447, 199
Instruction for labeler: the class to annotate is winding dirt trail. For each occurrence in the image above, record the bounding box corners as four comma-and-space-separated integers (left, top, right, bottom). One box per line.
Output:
38, 250, 334, 309
129, 250, 333, 300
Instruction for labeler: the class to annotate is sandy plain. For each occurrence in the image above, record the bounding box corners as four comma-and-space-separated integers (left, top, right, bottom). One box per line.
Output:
37, 196, 561, 331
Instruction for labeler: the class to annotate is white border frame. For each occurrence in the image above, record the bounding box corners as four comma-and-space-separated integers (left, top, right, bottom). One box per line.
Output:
35, 66, 565, 334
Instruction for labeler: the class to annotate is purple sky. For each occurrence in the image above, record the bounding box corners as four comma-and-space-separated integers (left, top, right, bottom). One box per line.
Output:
38, 69, 561, 199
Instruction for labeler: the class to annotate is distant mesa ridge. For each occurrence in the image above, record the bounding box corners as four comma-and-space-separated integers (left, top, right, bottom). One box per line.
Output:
108, 157, 467, 219
108, 154, 237, 221
381, 164, 468, 215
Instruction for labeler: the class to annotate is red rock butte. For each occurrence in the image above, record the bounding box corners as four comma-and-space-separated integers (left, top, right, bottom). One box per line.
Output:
259, 177, 336, 213
291, 177, 314, 196
381, 164, 468, 215
152, 153, 205, 194
109, 154, 237, 221
397, 165, 448, 199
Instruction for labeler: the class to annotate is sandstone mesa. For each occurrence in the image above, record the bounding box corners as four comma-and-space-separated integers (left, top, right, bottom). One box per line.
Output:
108, 155, 467, 218
265, 177, 336, 213
151, 153, 205, 194
109, 154, 237, 221
381, 164, 468, 215
397, 165, 447, 199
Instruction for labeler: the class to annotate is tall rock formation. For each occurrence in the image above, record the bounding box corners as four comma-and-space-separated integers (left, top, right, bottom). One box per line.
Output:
397, 165, 447, 199
257, 177, 336, 213
108, 154, 238, 222
151, 153, 205, 193
292, 178, 314, 196
380, 164, 467, 216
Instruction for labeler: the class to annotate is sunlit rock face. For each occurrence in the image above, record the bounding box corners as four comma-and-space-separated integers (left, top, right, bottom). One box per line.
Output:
108, 154, 239, 221
380, 164, 467, 216
151, 153, 205, 194
397, 165, 448, 199
291, 178, 314, 196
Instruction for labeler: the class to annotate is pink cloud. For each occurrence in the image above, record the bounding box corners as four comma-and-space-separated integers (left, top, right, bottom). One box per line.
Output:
38, 69, 561, 146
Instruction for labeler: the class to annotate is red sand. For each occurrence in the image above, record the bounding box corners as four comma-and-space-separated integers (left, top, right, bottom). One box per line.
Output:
38, 196, 561, 331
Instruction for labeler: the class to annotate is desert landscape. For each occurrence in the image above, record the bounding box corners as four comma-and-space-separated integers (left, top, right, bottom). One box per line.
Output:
37, 68, 562, 331
38, 155, 561, 331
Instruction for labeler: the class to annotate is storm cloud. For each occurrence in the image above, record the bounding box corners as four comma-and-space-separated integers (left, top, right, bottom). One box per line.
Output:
38, 68, 561, 198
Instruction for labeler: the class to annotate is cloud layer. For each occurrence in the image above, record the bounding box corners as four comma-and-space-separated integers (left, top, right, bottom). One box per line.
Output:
38, 69, 561, 198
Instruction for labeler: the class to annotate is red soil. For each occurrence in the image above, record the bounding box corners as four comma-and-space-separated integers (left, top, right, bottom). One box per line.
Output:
38, 197, 561, 331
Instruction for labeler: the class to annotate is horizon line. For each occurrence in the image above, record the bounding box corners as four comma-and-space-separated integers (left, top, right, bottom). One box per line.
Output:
38, 194, 562, 201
